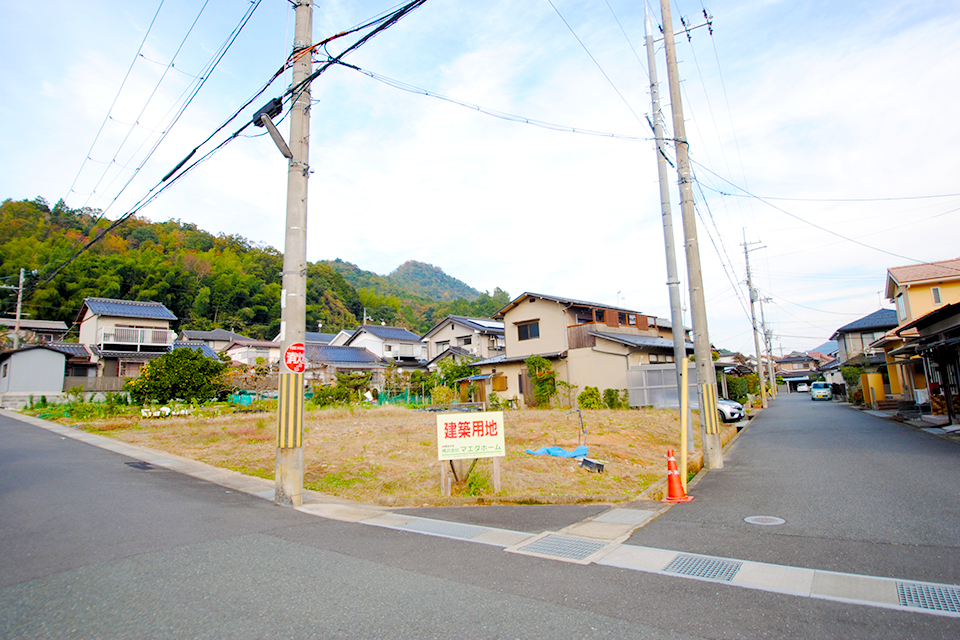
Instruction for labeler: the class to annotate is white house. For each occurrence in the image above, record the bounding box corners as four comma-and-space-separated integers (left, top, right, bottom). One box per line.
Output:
345, 325, 426, 363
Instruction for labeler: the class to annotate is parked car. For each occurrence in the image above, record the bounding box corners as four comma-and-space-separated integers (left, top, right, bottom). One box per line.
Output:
718, 398, 746, 423
810, 381, 831, 401
797, 383, 810, 392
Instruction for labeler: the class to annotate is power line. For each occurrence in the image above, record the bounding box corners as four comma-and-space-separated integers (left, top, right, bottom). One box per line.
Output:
546, 0, 645, 128
333, 61, 653, 141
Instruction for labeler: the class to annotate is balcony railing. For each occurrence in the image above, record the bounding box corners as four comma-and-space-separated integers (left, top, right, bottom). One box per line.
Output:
98, 327, 175, 350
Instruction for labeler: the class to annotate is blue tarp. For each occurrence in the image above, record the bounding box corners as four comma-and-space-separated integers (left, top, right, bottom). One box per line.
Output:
525, 445, 588, 458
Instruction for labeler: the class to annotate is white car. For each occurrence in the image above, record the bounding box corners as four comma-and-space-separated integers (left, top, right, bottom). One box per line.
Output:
717, 398, 746, 423
797, 383, 810, 392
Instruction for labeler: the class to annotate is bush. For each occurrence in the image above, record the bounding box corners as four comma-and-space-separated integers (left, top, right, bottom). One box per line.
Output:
603, 388, 628, 409
431, 386, 456, 405
726, 376, 748, 403
309, 385, 352, 408
852, 388, 864, 405
578, 386, 602, 409
125, 348, 226, 404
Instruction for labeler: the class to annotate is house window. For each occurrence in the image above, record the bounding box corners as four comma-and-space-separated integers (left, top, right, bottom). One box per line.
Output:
437, 341, 449, 354
492, 375, 508, 391
119, 361, 144, 378
627, 314, 637, 327
647, 316, 656, 328
2, 363, 6, 378
932, 287, 942, 305
457, 337, 472, 346
517, 321, 540, 341
384, 345, 392, 352
594, 309, 605, 323
650, 354, 659, 363
896, 293, 906, 321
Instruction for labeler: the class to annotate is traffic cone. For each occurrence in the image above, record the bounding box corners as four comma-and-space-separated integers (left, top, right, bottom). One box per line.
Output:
662, 449, 694, 503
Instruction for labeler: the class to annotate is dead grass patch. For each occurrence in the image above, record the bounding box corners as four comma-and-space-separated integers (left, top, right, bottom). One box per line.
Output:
48, 404, 723, 505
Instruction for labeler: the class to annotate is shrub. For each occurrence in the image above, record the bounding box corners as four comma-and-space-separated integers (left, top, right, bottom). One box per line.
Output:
525, 355, 558, 408
603, 388, 628, 409
852, 388, 864, 405
431, 386, 456, 405
578, 386, 602, 409
309, 385, 352, 408
726, 376, 748, 403
125, 348, 226, 404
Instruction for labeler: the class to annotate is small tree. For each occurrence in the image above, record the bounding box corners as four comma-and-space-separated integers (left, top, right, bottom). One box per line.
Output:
126, 348, 226, 404
525, 355, 558, 408
335, 370, 372, 401
841, 365, 863, 390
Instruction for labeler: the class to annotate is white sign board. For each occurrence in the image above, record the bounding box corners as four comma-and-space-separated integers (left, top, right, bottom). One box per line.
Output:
436, 411, 505, 461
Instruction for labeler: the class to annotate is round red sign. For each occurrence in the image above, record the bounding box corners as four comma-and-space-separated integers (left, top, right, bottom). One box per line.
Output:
284, 343, 306, 373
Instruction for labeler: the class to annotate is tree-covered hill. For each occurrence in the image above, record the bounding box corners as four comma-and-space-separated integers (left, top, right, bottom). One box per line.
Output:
387, 260, 479, 302
0, 197, 508, 339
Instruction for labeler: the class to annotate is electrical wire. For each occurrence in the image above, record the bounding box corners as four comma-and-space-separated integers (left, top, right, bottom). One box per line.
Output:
332, 61, 653, 141
546, 0, 646, 128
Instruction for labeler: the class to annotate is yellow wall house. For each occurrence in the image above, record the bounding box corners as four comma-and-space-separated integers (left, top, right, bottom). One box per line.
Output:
882, 257, 960, 401
470, 292, 691, 408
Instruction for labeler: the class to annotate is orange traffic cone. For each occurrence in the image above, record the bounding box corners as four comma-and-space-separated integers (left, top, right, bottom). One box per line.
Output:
662, 449, 694, 503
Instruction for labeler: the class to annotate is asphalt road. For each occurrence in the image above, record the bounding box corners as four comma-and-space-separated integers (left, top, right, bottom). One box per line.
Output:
2, 400, 959, 639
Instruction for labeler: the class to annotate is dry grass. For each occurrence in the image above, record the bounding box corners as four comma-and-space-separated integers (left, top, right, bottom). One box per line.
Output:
55, 404, 717, 505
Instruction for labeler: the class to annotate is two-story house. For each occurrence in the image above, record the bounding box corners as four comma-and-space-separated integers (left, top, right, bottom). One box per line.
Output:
421, 315, 505, 362
470, 292, 692, 408
345, 325, 426, 364
0, 318, 69, 345
76, 297, 178, 387
881, 258, 960, 402
775, 351, 821, 392
223, 339, 280, 365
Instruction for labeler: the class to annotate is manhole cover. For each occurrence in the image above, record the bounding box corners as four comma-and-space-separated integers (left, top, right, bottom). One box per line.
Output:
744, 515, 785, 526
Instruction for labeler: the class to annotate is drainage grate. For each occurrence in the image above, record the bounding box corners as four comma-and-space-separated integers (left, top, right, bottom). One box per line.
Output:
398, 518, 492, 541
520, 534, 608, 561
897, 582, 960, 613
664, 554, 742, 582
125, 461, 155, 471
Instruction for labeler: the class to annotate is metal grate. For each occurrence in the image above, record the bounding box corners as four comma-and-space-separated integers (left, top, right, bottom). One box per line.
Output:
664, 554, 742, 582
520, 534, 608, 561
897, 582, 960, 613
398, 518, 492, 541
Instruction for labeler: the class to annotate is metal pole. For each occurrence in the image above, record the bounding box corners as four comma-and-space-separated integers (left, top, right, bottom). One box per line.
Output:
659, 0, 722, 468
743, 236, 768, 409
645, 9, 693, 450
13, 268, 24, 350
275, 0, 312, 507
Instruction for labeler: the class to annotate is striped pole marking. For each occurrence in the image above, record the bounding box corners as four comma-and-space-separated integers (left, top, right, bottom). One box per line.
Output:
277, 372, 304, 448
701, 383, 720, 435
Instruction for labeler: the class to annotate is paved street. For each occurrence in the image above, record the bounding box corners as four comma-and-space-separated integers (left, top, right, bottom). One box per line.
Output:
2, 399, 959, 639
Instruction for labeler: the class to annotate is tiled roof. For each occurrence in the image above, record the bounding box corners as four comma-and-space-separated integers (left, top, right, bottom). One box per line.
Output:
0, 318, 68, 332
180, 328, 252, 341
226, 339, 279, 349
305, 332, 337, 344
79, 297, 177, 322
591, 332, 694, 351
305, 345, 385, 365
351, 325, 422, 343
887, 257, 960, 285
832, 309, 898, 336
47, 342, 91, 358
421, 315, 504, 340
494, 292, 645, 319
173, 341, 221, 360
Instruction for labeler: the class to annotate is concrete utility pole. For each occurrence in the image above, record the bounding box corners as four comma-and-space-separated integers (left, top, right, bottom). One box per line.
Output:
759, 295, 776, 399
743, 234, 767, 409
659, 0, 723, 469
275, 0, 313, 507
14, 268, 24, 350
644, 8, 693, 451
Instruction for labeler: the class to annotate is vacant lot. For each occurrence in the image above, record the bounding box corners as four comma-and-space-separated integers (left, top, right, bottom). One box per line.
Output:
35, 404, 729, 505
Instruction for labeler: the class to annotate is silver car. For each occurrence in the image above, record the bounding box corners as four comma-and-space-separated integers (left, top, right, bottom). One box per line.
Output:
810, 381, 831, 401
718, 398, 746, 422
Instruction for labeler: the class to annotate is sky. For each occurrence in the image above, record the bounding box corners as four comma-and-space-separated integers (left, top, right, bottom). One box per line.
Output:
2, 0, 959, 357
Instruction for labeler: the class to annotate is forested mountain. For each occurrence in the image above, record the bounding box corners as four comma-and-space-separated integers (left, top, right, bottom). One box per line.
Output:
0, 197, 509, 339
323, 259, 480, 303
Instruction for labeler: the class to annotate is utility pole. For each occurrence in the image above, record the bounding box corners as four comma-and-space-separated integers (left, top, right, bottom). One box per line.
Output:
0, 268, 27, 349
759, 295, 776, 399
659, 0, 722, 469
743, 233, 767, 409
14, 268, 24, 350
644, 8, 692, 451
275, 0, 313, 507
